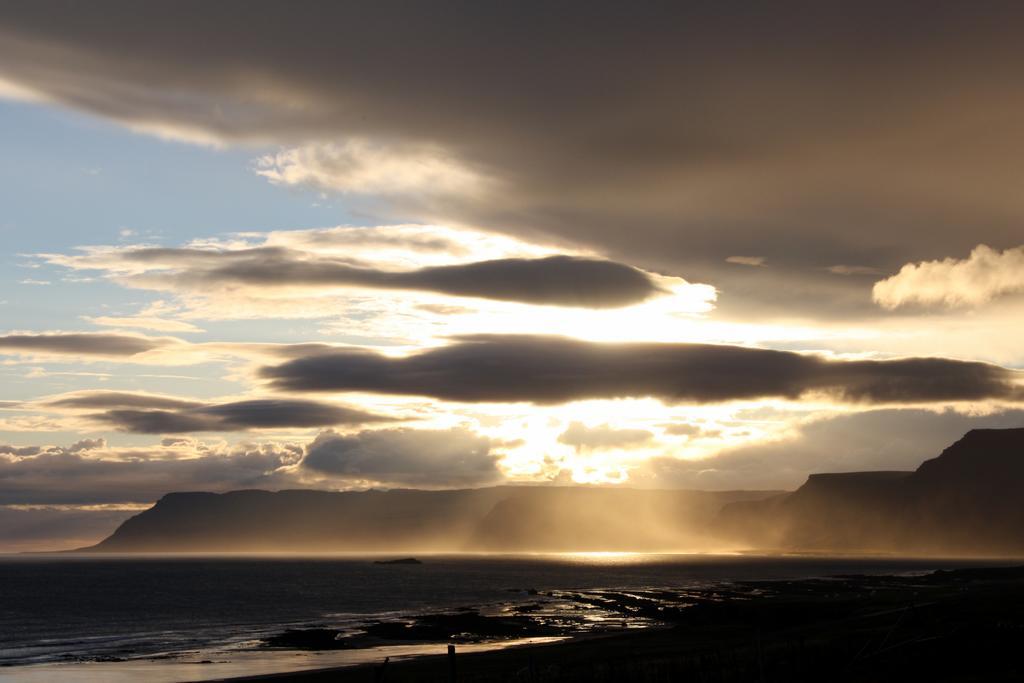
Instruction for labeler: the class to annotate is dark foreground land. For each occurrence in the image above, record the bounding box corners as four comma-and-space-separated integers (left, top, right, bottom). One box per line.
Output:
219, 564, 1024, 683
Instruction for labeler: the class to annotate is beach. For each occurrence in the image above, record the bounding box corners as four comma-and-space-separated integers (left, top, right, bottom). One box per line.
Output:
217, 564, 1024, 682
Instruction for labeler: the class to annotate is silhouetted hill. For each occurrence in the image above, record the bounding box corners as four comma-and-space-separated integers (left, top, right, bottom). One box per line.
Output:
720, 428, 1024, 555
82, 486, 777, 553
82, 429, 1024, 555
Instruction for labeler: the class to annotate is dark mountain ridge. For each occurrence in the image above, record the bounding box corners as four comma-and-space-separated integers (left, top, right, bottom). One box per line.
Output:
82, 428, 1024, 555
84, 486, 775, 553
720, 428, 1024, 555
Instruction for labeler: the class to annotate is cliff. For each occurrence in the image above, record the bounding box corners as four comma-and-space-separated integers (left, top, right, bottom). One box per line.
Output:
719, 428, 1024, 555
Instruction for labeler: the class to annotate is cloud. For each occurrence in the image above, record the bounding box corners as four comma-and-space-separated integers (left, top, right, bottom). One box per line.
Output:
6, 4, 1024, 318
0, 440, 306, 505
663, 423, 719, 438
84, 398, 394, 434
0, 445, 43, 457
0, 427, 503, 513
873, 244, 1024, 309
557, 422, 653, 451
725, 256, 766, 267
0, 332, 171, 356
2, 440, 105, 459
89, 410, 225, 434
66, 438, 106, 453
264, 224, 471, 255
83, 315, 204, 333
47, 391, 204, 410
257, 139, 487, 197
93, 247, 665, 309
261, 335, 1023, 406
82, 300, 205, 333
414, 303, 476, 316
197, 399, 390, 429
45, 391, 394, 433
37, 227, 712, 332
303, 427, 501, 487
827, 265, 882, 276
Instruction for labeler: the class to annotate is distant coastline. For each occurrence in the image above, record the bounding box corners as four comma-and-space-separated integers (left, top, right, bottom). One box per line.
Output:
70, 428, 1024, 558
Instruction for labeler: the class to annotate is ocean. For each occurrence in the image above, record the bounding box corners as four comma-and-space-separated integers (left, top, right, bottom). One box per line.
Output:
0, 554, 1010, 682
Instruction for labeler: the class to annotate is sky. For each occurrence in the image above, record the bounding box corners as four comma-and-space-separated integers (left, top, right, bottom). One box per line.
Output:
1, 2, 1023, 550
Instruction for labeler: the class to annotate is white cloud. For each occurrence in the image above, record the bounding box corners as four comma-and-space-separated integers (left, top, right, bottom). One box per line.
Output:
557, 421, 653, 452
827, 264, 882, 276
256, 139, 488, 198
0, 75, 48, 103
303, 427, 502, 487
725, 256, 766, 267
35, 225, 713, 339
84, 316, 204, 333
873, 244, 1024, 309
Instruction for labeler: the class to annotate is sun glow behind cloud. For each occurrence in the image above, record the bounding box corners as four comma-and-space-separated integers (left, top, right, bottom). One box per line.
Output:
33, 225, 721, 346
8, 214, 1024, 492
455, 397, 796, 486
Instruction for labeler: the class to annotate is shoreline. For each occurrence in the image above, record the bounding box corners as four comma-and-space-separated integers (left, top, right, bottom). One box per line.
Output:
6, 559, 1024, 682
208, 631, 632, 682
212, 564, 1024, 682
1, 637, 573, 683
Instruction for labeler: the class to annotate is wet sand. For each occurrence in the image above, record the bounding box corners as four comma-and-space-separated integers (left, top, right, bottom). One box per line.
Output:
3, 637, 568, 683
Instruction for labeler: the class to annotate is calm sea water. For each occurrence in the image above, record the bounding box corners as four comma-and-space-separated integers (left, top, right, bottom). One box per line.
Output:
0, 554, 1013, 681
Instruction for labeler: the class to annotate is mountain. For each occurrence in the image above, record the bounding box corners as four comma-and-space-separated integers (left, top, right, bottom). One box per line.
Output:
719, 428, 1024, 555
82, 486, 776, 553
80, 429, 1024, 555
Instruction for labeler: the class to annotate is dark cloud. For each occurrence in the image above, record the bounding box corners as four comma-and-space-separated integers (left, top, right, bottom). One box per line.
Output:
4, 3, 1024, 317
0, 445, 43, 457
3, 439, 112, 458
0, 332, 168, 356
557, 422, 653, 451
122, 248, 662, 308
66, 438, 106, 453
86, 398, 394, 434
92, 410, 218, 434
0, 442, 304, 505
262, 335, 1023, 406
385, 255, 660, 308
48, 391, 202, 410
199, 399, 391, 429
642, 408, 1024, 491
303, 427, 500, 487
0, 426, 500, 513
